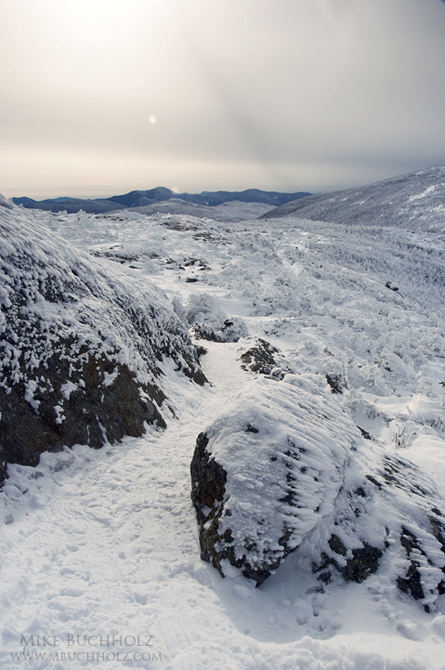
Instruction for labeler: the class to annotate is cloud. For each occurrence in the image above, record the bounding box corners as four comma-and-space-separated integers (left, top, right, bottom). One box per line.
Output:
1, 0, 445, 196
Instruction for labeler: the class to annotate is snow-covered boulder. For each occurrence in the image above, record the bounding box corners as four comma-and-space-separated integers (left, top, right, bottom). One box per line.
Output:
0, 202, 206, 484
191, 376, 445, 610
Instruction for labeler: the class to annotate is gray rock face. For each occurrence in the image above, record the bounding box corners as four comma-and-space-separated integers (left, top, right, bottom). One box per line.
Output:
0, 203, 205, 484
191, 376, 445, 609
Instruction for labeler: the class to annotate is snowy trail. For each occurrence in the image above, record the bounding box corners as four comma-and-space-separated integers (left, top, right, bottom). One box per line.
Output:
0, 343, 257, 670
1, 209, 445, 669
2, 339, 444, 670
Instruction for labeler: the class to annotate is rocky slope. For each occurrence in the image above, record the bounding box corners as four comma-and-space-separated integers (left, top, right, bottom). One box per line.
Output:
0, 198, 205, 484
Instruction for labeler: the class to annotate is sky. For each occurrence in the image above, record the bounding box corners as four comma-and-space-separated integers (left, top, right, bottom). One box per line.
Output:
1, 0, 445, 199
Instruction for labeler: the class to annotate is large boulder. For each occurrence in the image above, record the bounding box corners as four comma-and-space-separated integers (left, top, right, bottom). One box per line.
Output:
0, 199, 205, 484
191, 375, 445, 611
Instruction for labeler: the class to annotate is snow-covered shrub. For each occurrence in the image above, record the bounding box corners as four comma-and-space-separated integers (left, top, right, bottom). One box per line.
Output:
186, 292, 248, 342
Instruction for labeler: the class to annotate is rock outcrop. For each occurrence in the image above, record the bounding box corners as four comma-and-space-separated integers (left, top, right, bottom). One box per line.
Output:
0, 200, 206, 484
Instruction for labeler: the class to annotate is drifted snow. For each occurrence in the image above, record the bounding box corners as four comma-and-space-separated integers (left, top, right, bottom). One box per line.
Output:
0, 195, 445, 669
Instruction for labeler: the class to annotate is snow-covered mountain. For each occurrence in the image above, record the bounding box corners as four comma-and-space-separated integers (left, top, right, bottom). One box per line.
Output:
262, 165, 445, 231
12, 187, 311, 215
1, 173, 445, 669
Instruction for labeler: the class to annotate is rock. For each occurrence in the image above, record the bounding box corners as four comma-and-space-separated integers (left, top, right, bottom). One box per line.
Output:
192, 323, 224, 343
240, 339, 279, 374
192, 319, 248, 343
0, 203, 206, 484
191, 376, 352, 584
325, 373, 345, 394
191, 375, 445, 609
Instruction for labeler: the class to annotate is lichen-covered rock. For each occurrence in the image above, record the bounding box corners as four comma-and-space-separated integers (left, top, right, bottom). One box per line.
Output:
0, 202, 206, 484
191, 375, 445, 609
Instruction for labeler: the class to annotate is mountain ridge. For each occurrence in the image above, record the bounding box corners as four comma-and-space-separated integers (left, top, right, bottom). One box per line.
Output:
12, 187, 311, 215
260, 165, 445, 230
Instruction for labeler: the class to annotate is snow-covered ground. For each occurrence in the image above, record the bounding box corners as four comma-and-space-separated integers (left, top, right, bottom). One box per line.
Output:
124, 199, 274, 222
1, 202, 445, 670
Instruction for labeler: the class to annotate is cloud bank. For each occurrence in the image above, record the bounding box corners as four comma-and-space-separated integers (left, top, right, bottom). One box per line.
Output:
1, 0, 445, 197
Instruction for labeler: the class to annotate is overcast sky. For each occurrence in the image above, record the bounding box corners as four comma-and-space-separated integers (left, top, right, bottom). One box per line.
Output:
1, 0, 445, 199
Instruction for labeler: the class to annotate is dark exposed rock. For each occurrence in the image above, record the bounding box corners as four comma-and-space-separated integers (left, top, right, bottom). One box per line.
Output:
342, 544, 383, 583
329, 534, 347, 556
192, 319, 248, 344
192, 323, 224, 343
397, 528, 426, 602
325, 372, 346, 394
190, 432, 234, 572
0, 351, 166, 478
240, 339, 278, 374
191, 432, 227, 526
365, 474, 383, 489
357, 426, 373, 440
191, 430, 284, 584
314, 538, 382, 585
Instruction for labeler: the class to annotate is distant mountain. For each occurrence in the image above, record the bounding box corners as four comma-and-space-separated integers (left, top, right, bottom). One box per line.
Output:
12, 188, 311, 215
261, 166, 445, 231
108, 187, 176, 208
178, 188, 311, 207
12, 196, 123, 214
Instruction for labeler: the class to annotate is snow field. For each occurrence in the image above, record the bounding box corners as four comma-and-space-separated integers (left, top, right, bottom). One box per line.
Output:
1, 203, 445, 669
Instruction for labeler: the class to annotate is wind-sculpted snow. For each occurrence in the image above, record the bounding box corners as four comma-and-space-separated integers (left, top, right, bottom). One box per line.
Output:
0, 201, 205, 483
192, 375, 445, 610
262, 165, 445, 231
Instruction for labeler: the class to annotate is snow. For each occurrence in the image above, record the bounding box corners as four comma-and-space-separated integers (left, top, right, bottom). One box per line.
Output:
1, 181, 445, 669
262, 165, 445, 232
125, 199, 274, 222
